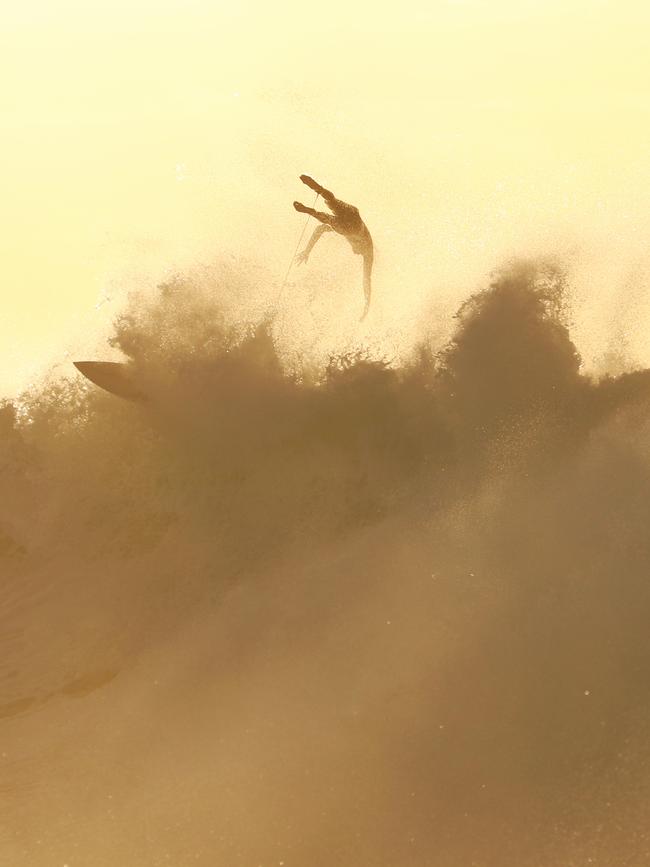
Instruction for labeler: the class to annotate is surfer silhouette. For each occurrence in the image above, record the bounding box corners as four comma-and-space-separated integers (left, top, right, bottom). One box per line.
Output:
293, 175, 373, 320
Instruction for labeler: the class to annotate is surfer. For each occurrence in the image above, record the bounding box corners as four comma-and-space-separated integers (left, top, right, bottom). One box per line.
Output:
293, 175, 374, 320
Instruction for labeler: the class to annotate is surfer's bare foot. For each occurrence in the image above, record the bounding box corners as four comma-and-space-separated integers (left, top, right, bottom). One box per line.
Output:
300, 174, 322, 193
293, 201, 308, 213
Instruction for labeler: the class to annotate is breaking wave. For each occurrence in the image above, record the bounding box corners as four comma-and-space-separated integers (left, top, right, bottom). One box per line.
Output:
3, 258, 650, 865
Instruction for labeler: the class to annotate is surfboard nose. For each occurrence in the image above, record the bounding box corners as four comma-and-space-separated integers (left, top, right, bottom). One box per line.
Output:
73, 361, 146, 402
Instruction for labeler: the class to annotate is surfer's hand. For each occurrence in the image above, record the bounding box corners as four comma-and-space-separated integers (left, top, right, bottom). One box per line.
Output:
296, 251, 309, 264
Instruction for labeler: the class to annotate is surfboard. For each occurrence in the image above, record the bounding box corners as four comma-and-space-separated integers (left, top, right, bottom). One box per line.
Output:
73, 361, 146, 402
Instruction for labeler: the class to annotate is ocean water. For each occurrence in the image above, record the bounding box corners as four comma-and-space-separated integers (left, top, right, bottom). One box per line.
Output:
2, 259, 650, 866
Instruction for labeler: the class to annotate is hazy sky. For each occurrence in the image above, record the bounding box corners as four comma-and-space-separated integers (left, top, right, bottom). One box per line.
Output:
2, 0, 650, 396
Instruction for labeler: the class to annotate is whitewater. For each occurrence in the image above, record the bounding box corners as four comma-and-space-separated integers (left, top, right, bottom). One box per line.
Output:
2, 258, 650, 866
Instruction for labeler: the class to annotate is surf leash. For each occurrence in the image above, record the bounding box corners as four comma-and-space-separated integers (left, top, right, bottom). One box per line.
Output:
276, 191, 320, 309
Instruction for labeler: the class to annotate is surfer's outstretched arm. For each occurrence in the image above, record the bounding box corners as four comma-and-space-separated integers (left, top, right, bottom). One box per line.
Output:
360, 251, 373, 321
296, 224, 333, 264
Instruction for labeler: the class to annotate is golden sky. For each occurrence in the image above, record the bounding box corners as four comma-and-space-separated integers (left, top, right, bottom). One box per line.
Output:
2, 0, 650, 396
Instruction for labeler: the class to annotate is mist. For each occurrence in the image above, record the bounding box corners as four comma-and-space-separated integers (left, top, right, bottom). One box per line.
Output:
2, 258, 650, 866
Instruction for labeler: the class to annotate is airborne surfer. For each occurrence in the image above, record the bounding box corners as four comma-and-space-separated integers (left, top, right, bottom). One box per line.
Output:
293, 175, 374, 320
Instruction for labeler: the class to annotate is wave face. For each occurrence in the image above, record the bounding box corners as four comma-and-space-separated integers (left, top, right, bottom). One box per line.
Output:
3, 260, 650, 866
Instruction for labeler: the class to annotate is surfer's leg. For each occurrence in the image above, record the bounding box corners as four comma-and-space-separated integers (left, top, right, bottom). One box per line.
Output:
300, 175, 337, 208
293, 201, 336, 227
326, 197, 358, 221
